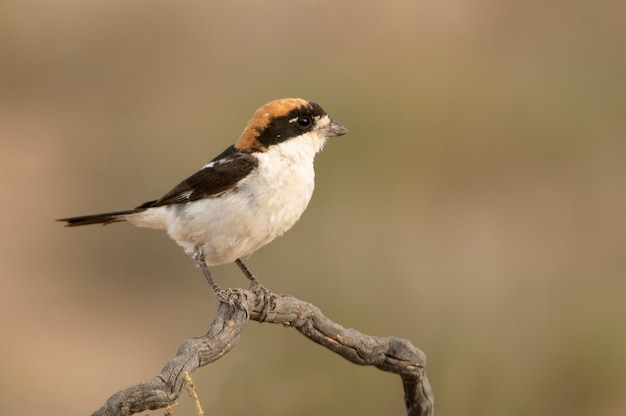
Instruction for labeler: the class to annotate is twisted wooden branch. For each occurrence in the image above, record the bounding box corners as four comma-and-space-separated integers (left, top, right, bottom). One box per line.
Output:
91, 289, 434, 416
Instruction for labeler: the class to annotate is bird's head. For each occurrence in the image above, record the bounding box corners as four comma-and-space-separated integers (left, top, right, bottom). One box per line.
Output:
235, 98, 348, 153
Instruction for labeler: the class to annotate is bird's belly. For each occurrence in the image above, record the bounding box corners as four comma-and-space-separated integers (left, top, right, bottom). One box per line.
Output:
161, 167, 314, 265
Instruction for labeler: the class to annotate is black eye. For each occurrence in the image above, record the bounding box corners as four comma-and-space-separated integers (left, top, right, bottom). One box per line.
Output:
295, 116, 312, 129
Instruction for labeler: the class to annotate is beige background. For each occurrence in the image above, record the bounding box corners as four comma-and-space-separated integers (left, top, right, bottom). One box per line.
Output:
2, 1, 625, 415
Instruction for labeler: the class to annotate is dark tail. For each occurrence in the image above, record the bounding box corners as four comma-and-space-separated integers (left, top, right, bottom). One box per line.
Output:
57, 208, 146, 227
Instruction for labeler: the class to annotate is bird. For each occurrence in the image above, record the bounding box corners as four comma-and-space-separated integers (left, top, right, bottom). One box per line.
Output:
58, 98, 348, 310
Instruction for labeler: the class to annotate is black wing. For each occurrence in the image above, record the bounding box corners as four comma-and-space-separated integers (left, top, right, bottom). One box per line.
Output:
138, 146, 258, 208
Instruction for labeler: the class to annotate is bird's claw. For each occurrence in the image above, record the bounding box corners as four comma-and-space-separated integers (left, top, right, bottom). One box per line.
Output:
215, 288, 250, 320
248, 280, 275, 322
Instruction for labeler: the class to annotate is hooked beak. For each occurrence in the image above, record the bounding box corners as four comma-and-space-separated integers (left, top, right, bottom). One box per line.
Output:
321, 120, 349, 138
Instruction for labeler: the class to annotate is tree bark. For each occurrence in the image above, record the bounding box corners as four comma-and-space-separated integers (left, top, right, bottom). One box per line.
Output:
92, 289, 434, 416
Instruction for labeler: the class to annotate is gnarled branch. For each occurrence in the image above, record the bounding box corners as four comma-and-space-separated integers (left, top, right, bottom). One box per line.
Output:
92, 289, 434, 416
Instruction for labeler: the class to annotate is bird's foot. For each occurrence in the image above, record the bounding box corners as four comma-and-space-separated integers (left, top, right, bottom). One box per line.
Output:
235, 258, 275, 322
214, 288, 250, 320
194, 248, 250, 319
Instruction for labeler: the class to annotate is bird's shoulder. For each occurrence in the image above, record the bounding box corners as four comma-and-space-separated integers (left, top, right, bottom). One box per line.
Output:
137, 146, 258, 208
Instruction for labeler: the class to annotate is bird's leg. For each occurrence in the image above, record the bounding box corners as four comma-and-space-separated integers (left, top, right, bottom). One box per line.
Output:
234, 258, 264, 288
193, 248, 249, 319
193, 249, 221, 294
235, 258, 274, 321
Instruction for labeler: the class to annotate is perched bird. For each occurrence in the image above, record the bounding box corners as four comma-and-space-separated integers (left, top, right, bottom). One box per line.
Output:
58, 98, 348, 305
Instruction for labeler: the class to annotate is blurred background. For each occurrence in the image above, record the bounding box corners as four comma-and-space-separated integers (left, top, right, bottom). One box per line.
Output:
1, 0, 625, 415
